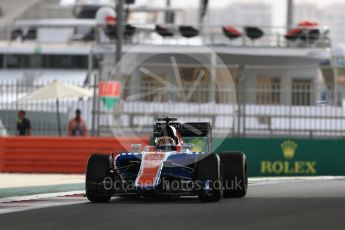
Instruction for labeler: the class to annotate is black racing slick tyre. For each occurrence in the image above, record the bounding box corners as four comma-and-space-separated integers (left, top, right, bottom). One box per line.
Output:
85, 154, 112, 203
219, 152, 248, 198
196, 153, 223, 202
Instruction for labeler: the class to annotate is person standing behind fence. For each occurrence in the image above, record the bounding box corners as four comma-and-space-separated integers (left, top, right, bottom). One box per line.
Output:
68, 109, 88, 136
17, 110, 31, 136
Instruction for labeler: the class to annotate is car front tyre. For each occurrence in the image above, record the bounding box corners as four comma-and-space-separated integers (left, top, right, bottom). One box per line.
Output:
85, 154, 112, 203
219, 152, 248, 198
196, 153, 223, 202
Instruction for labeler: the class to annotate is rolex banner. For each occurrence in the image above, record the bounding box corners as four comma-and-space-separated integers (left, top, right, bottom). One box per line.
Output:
216, 138, 345, 177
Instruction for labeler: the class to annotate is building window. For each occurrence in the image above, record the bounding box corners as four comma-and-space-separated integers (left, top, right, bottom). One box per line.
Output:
6, 55, 21, 68
134, 66, 210, 103
139, 71, 166, 102
179, 67, 209, 103
256, 77, 281, 104
41, 55, 88, 69
292, 79, 312, 105
5, 54, 88, 69
0, 55, 3, 68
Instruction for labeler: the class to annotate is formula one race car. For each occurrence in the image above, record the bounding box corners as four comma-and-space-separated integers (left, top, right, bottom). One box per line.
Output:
85, 117, 247, 202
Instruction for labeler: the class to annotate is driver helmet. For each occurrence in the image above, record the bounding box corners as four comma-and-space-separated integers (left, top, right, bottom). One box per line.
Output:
155, 136, 176, 150
159, 125, 182, 145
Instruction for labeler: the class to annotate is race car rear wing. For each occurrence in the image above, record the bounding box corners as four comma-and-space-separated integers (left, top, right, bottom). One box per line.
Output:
153, 122, 211, 137
153, 121, 212, 151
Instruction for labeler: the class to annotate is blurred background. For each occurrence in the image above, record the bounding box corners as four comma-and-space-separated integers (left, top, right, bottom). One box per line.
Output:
0, 0, 343, 139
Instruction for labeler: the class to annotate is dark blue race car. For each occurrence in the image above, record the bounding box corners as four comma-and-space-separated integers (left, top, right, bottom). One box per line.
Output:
85, 117, 248, 202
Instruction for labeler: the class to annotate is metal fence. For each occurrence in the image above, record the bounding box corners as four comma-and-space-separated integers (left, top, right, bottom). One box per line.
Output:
0, 79, 93, 136
114, 103, 345, 139
115, 79, 345, 139
1, 78, 345, 139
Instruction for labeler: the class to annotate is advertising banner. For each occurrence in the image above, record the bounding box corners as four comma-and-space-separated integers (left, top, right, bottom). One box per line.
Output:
216, 138, 345, 177
99, 81, 121, 110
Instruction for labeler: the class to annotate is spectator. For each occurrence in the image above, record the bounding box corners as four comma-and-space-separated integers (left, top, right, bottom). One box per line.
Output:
17, 110, 31, 136
68, 109, 88, 136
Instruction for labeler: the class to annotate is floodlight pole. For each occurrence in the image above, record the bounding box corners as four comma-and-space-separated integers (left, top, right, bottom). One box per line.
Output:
165, 0, 174, 24
116, 0, 124, 64
287, 0, 294, 30
198, 0, 204, 34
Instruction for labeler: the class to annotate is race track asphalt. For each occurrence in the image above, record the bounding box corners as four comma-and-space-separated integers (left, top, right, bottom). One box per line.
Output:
1, 179, 345, 230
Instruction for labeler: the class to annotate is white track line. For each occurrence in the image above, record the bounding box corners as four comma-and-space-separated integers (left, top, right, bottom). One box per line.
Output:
0, 190, 85, 215
249, 176, 345, 186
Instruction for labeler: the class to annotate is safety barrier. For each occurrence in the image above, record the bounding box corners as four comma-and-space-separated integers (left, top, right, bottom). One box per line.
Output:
0, 137, 150, 173
1, 136, 344, 176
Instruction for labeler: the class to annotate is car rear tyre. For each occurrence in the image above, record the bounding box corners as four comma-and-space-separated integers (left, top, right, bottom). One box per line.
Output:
196, 153, 223, 202
85, 154, 112, 203
219, 152, 248, 198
